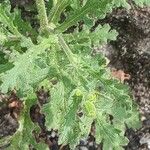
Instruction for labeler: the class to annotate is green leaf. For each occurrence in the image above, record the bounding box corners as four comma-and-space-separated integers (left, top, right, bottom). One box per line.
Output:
6, 93, 49, 150
63, 24, 118, 56
13, 9, 37, 37
83, 101, 96, 117
0, 32, 7, 44
49, 0, 70, 24
79, 115, 93, 138
96, 115, 128, 150
42, 81, 65, 129
0, 51, 7, 64
133, 0, 150, 7
0, 63, 14, 74
96, 93, 114, 112
0, 35, 58, 93
56, 0, 113, 32
58, 88, 83, 147
112, 0, 131, 9
0, 1, 21, 36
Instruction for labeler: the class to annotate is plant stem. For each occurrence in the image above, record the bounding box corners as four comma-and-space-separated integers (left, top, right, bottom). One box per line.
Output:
53, 0, 57, 6
58, 34, 89, 86
58, 34, 77, 65
35, 0, 48, 32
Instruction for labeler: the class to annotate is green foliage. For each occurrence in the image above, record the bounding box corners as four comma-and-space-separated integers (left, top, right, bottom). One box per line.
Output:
6, 93, 49, 150
133, 0, 150, 7
0, 0, 143, 149
0, 36, 58, 93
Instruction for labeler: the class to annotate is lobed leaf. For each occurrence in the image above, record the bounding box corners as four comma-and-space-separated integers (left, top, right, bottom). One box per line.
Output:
6, 93, 49, 150
56, 0, 113, 32
0, 35, 58, 93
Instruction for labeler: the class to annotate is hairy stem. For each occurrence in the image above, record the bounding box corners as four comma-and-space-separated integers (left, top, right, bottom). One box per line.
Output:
35, 0, 48, 32
58, 34, 89, 86
58, 34, 77, 66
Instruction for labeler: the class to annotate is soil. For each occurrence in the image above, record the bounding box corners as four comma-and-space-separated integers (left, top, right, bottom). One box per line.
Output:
0, 1, 150, 150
